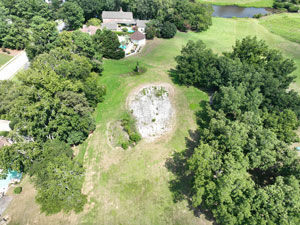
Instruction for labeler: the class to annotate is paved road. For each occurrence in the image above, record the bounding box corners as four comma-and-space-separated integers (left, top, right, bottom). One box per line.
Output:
0, 52, 29, 80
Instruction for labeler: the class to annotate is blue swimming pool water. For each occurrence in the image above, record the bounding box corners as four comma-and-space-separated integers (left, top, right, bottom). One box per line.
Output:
0, 170, 22, 192
120, 45, 127, 50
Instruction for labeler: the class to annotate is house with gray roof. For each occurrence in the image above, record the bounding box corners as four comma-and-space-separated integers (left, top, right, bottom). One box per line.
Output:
101, 22, 118, 31
102, 9, 135, 25
102, 9, 149, 33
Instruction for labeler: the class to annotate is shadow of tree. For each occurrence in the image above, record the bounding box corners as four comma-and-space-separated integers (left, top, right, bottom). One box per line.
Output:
169, 68, 183, 86
165, 101, 217, 224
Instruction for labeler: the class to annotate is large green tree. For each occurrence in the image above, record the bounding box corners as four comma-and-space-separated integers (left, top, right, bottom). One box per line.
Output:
93, 29, 125, 59
26, 21, 59, 60
172, 37, 300, 224
58, 1, 84, 30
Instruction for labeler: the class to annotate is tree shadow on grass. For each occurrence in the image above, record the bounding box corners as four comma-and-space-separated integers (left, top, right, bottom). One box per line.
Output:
169, 68, 182, 86
165, 102, 217, 224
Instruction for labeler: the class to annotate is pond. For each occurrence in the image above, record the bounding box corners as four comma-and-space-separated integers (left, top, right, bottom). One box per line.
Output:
212, 5, 269, 18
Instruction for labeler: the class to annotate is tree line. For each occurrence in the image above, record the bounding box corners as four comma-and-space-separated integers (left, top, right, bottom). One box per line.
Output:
0, 0, 213, 51
171, 37, 300, 224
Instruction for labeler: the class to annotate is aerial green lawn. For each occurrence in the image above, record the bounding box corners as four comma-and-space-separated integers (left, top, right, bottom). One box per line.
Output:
197, 0, 274, 8
6, 16, 300, 225
79, 16, 300, 224
260, 13, 300, 44
0, 53, 13, 67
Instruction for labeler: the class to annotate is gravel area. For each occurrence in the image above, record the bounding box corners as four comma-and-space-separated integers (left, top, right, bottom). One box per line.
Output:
128, 84, 174, 141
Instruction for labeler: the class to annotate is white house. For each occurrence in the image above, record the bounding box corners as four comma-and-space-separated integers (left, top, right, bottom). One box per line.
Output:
130, 31, 146, 46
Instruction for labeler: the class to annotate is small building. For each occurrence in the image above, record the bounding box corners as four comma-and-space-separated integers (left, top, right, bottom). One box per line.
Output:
136, 20, 149, 33
80, 25, 101, 35
130, 31, 146, 46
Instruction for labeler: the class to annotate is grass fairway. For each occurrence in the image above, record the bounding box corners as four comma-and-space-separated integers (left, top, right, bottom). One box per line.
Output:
0, 53, 13, 67
5, 16, 300, 225
197, 0, 273, 7
260, 13, 300, 44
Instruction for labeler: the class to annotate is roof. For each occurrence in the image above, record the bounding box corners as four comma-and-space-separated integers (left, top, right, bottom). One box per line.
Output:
130, 31, 145, 41
81, 25, 100, 35
136, 20, 149, 28
101, 22, 118, 31
102, 11, 133, 20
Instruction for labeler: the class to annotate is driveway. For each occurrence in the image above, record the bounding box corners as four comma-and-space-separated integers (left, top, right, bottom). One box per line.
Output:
0, 52, 29, 80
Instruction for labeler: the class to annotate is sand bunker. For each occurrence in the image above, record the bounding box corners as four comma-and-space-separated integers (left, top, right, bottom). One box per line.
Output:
128, 84, 174, 140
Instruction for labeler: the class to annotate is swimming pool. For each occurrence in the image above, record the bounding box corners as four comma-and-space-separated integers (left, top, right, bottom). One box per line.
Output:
0, 170, 22, 193
120, 45, 127, 50
128, 28, 135, 33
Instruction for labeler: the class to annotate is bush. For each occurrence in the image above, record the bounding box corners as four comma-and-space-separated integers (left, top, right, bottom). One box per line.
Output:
9, 120, 17, 130
288, 5, 299, 12
146, 27, 156, 39
14, 186, 22, 194
86, 18, 101, 26
0, 131, 9, 137
160, 22, 177, 39
253, 13, 263, 19
121, 142, 129, 149
122, 27, 128, 32
129, 133, 141, 143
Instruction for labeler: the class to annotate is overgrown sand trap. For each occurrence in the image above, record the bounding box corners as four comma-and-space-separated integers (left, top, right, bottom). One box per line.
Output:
128, 84, 174, 141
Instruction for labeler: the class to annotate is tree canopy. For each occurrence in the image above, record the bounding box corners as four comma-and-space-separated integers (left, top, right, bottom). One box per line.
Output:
172, 36, 300, 224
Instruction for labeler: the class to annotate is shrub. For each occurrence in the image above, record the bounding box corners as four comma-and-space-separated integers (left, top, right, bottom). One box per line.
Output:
86, 18, 101, 26
129, 133, 141, 143
121, 142, 129, 149
14, 186, 22, 194
253, 13, 263, 18
288, 5, 299, 12
122, 27, 128, 32
0, 131, 9, 137
9, 120, 17, 130
160, 22, 177, 39
146, 27, 156, 39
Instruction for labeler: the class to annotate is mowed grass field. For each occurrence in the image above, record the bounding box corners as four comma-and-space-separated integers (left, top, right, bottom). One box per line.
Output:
260, 13, 300, 44
5, 15, 300, 225
0, 53, 13, 67
197, 0, 274, 7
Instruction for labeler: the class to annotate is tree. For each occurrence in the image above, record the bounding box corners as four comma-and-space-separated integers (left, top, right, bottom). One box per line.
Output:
1, 0, 51, 22
93, 29, 125, 59
59, 2, 84, 30
69, 0, 105, 20
26, 21, 59, 60
160, 21, 177, 39
2, 20, 29, 50
145, 26, 155, 39
31, 140, 87, 214
172, 37, 300, 224
174, 40, 219, 87
71, 30, 96, 59
86, 18, 101, 26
